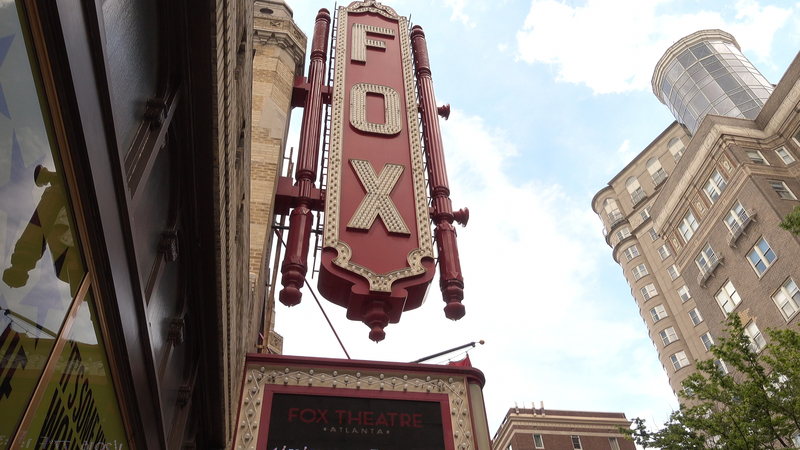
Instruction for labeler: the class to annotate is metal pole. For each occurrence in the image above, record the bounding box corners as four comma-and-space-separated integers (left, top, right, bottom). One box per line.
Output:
279, 9, 331, 307
411, 25, 466, 320
411, 340, 484, 364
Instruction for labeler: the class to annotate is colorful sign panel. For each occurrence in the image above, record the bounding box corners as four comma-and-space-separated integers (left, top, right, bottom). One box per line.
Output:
318, 1, 435, 341
266, 393, 447, 450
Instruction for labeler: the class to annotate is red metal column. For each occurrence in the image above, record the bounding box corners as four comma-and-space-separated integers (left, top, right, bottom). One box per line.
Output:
279, 9, 331, 307
411, 25, 466, 320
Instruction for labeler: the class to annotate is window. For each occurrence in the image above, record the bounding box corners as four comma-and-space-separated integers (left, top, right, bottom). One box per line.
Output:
679, 211, 698, 242
668, 265, 680, 281
607, 209, 624, 225
641, 283, 658, 300
669, 137, 685, 161
704, 169, 727, 203
615, 227, 631, 242
689, 308, 703, 325
533, 435, 544, 449
670, 351, 690, 371
649, 227, 659, 241
647, 158, 668, 186
632, 263, 648, 280
745, 149, 768, 165
678, 285, 691, 302
748, 237, 776, 276
776, 147, 795, 164
658, 245, 671, 260
603, 198, 623, 226
696, 243, 718, 274
627, 177, 646, 205
609, 437, 620, 450
770, 180, 796, 199
772, 278, 800, 320
571, 436, 582, 450
660, 327, 678, 346
715, 280, 742, 314
650, 304, 667, 322
715, 359, 729, 374
744, 321, 766, 352
701, 332, 714, 351
640, 205, 651, 222
724, 201, 749, 234
623, 245, 640, 262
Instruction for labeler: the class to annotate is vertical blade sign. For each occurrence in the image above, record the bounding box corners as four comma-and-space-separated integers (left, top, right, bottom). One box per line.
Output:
318, 1, 435, 342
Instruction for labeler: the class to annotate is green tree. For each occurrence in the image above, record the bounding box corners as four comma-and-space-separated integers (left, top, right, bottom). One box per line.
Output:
780, 205, 800, 235
622, 315, 800, 449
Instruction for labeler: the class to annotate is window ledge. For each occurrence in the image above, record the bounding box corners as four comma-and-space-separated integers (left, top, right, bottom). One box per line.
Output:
728, 211, 757, 247
697, 256, 724, 287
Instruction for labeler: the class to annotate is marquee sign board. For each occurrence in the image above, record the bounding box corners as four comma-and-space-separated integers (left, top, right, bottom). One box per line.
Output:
232, 354, 490, 450
266, 393, 447, 450
317, 1, 435, 341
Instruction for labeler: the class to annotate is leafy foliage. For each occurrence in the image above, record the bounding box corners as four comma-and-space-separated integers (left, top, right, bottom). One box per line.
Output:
621, 315, 800, 450
779, 205, 800, 236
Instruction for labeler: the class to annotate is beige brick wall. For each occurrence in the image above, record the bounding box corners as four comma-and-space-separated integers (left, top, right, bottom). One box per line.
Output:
250, 1, 307, 356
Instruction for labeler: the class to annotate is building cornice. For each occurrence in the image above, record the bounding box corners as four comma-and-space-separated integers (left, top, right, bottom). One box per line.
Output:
254, 15, 307, 73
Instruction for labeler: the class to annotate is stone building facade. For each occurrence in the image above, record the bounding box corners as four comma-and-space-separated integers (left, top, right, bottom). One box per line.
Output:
492, 407, 635, 450
250, 0, 307, 355
593, 30, 800, 396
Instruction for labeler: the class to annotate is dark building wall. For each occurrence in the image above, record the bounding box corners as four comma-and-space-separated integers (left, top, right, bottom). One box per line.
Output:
1, 0, 258, 448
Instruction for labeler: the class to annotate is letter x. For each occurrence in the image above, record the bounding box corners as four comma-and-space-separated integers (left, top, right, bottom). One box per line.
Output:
347, 159, 410, 235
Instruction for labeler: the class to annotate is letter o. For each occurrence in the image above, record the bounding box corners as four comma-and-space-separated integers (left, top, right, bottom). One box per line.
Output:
300, 409, 316, 423
350, 83, 402, 135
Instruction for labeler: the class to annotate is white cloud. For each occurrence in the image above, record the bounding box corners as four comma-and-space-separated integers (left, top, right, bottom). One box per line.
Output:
443, 0, 472, 26
617, 139, 636, 164
516, 0, 792, 94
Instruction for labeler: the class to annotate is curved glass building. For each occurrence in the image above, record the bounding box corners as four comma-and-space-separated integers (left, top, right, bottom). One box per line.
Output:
652, 30, 773, 135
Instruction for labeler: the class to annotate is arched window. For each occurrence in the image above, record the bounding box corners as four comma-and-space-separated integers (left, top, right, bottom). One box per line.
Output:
669, 137, 685, 161
603, 198, 623, 225
646, 158, 668, 186
626, 177, 646, 205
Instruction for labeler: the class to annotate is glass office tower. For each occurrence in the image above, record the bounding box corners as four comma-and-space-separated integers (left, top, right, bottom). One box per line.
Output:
652, 30, 773, 134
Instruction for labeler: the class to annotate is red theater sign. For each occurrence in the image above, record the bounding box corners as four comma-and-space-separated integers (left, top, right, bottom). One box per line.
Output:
318, 2, 435, 342
278, 1, 467, 341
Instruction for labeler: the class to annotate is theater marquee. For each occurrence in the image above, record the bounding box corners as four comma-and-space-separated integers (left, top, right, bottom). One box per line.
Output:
232, 355, 490, 450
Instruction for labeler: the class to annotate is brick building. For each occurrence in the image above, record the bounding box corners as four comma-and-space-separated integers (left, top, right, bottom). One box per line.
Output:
593, 30, 800, 396
492, 407, 635, 450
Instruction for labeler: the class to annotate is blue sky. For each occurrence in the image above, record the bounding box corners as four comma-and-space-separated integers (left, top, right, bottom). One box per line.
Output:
276, 0, 800, 435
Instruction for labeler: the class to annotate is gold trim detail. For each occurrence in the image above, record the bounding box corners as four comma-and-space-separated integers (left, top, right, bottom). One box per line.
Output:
324, 3, 432, 292
236, 366, 267, 450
